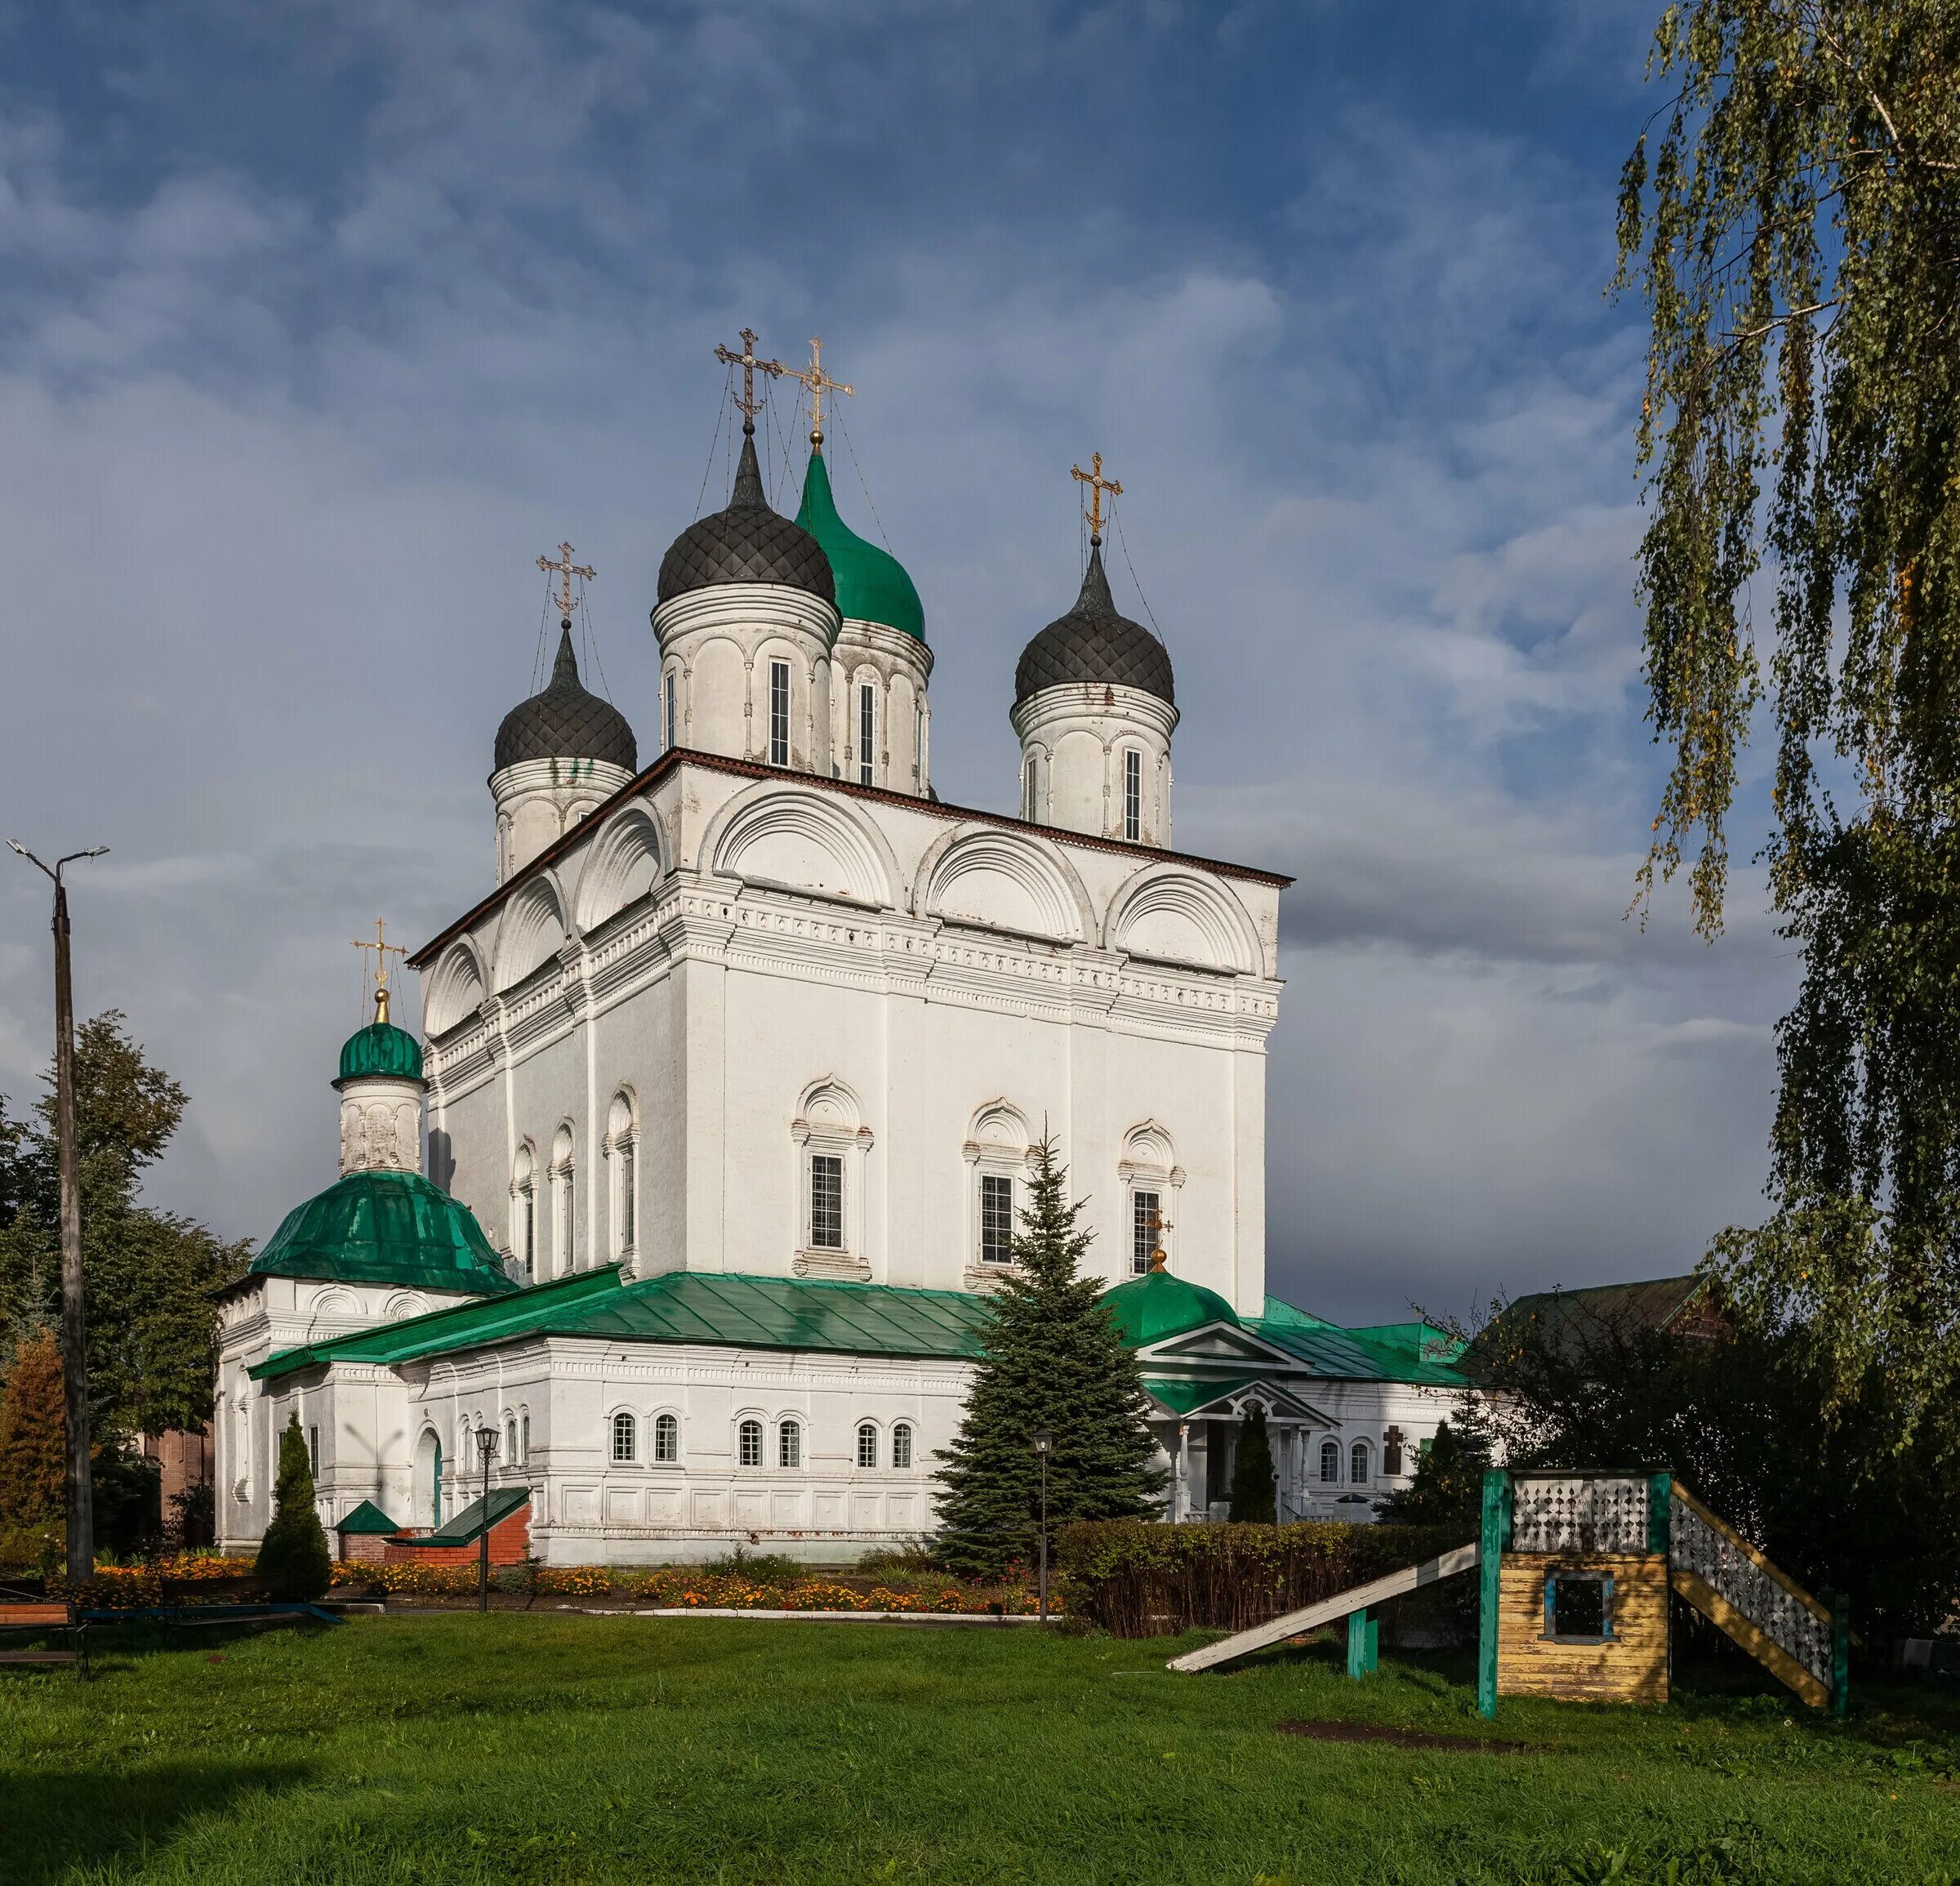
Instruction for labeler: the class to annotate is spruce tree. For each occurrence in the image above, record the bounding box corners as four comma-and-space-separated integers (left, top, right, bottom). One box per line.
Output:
1227, 1401, 1276, 1523
934, 1138, 1167, 1576
255, 1413, 332, 1600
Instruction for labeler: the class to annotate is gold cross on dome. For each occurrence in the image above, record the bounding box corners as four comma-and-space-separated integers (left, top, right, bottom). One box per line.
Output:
1071, 452, 1123, 542
536, 541, 595, 623
353, 919, 407, 1026
714, 326, 786, 426
785, 336, 854, 446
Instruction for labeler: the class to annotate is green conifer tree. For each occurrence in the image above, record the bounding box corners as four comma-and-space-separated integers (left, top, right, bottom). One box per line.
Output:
254, 1413, 332, 1600
934, 1138, 1167, 1576
1227, 1401, 1276, 1523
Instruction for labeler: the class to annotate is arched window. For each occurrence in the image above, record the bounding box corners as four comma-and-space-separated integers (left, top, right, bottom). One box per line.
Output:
858, 681, 876, 787
1319, 1439, 1341, 1484
737, 1419, 763, 1468
891, 1422, 914, 1469
608, 1091, 638, 1260
653, 1413, 679, 1464
512, 1143, 537, 1282
503, 1414, 518, 1466
856, 1422, 878, 1469
551, 1124, 577, 1275
1122, 747, 1143, 842
778, 1419, 802, 1469
1350, 1440, 1371, 1485
611, 1411, 637, 1463
519, 1412, 530, 1465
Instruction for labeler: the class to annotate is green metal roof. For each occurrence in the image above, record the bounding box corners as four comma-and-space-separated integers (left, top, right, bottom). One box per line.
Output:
1460, 1275, 1712, 1381
1102, 1270, 1242, 1347
795, 449, 925, 641
252, 1267, 995, 1380
251, 1169, 516, 1298
1142, 1373, 1264, 1416
425, 1484, 531, 1546
338, 1019, 424, 1082
335, 1499, 403, 1536
1248, 1300, 1467, 1387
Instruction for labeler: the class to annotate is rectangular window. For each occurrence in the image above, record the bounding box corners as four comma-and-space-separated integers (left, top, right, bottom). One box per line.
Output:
618, 1142, 635, 1253
521, 1188, 535, 1282
768, 661, 791, 766
1131, 1190, 1161, 1275
979, 1174, 1014, 1265
858, 684, 875, 787
308, 1425, 318, 1473
914, 707, 924, 784
663, 671, 677, 753
1123, 749, 1142, 842
810, 1154, 844, 1250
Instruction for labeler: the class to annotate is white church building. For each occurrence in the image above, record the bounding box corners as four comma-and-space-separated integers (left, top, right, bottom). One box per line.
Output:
214, 351, 1463, 1563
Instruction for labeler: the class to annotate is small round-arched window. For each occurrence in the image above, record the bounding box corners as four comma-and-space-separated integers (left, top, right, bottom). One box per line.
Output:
611, 1411, 636, 1462
1350, 1440, 1371, 1485
856, 1422, 878, 1469
1320, 1440, 1341, 1484
653, 1413, 679, 1463
778, 1419, 802, 1469
737, 1419, 763, 1468
891, 1422, 914, 1469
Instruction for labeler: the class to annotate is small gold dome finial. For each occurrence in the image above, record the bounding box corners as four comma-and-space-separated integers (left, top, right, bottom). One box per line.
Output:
374, 983, 391, 1028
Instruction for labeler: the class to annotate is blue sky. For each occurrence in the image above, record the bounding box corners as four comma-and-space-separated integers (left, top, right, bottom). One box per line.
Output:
0, 0, 1791, 1322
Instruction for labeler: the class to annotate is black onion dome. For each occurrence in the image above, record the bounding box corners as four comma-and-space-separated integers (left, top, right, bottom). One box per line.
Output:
656, 433, 836, 607
1013, 542, 1174, 707
494, 623, 639, 772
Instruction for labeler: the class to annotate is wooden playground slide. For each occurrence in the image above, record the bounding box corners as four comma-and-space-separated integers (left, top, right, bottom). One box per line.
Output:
1165, 1543, 1481, 1673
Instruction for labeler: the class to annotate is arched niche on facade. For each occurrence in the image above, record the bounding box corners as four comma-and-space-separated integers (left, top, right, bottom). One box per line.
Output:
423, 941, 488, 1037
915, 825, 1094, 943
703, 781, 899, 909
574, 804, 665, 934
1104, 863, 1261, 975
492, 873, 570, 992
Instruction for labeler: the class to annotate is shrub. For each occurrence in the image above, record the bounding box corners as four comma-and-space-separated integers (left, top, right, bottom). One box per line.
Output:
703, 1546, 804, 1585
254, 1415, 332, 1600
1057, 1519, 1465, 1638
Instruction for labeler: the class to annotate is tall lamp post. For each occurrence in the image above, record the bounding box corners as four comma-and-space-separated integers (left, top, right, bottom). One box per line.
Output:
474, 1424, 500, 1612
1031, 1429, 1053, 1625
8, 840, 109, 1585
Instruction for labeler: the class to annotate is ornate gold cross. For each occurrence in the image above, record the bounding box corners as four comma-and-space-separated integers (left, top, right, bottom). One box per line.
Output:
786, 336, 854, 446
353, 919, 407, 1026
714, 326, 786, 426
1071, 451, 1123, 542
536, 541, 595, 623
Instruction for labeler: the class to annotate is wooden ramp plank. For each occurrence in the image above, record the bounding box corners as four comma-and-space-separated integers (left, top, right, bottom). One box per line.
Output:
1167, 1543, 1481, 1673
1669, 1566, 1830, 1709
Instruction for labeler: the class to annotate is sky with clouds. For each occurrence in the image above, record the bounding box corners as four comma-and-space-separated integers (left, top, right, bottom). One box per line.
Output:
0, 0, 1793, 1325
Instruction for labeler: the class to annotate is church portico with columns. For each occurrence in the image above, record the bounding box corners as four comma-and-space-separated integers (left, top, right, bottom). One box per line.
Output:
213, 330, 1466, 1563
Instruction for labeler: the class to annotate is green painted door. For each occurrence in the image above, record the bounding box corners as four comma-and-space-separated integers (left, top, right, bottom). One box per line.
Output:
432, 1438, 443, 1527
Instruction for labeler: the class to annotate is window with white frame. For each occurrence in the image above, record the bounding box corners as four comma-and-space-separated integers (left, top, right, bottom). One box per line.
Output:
611, 1411, 636, 1462
512, 1143, 537, 1282
1022, 757, 1036, 821
809, 1155, 844, 1250
608, 1091, 638, 1259
913, 706, 924, 786
768, 661, 791, 766
663, 670, 677, 753
1350, 1440, 1371, 1485
1123, 747, 1143, 841
1320, 1439, 1341, 1483
737, 1419, 763, 1467
653, 1413, 679, 1463
519, 1412, 530, 1464
504, 1414, 518, 1465
1131, 1188, 1162, 1275
858, 683, 875, 787
892, 1422, 913, 1469
778, 1419, 802, 1469
979, 1174, 1014, 1266
856, 1421, 878, 1469
550, 1124, 576, 1276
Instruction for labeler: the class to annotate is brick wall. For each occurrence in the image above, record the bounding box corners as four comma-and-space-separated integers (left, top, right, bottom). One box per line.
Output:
384, 1504, 531, 1567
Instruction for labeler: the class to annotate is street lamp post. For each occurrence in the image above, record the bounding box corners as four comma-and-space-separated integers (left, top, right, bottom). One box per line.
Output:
8, 840, 109, 1586
1031, 1429, 1053, 1625
474, 1424, 500, 1612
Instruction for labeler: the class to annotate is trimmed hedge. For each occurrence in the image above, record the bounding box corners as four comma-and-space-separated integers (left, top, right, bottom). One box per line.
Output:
1056, 1519, 1468, 1638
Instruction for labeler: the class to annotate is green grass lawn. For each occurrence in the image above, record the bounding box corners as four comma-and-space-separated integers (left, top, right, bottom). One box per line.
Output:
4, 1615, 1958, 1886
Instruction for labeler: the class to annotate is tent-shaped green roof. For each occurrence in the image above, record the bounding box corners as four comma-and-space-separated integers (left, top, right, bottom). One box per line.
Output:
335, 1499, 403, 1536
252, 1169, 515, 1298
795, 449, 925, 641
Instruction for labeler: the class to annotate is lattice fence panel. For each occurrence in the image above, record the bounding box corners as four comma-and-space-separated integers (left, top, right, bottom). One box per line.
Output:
1669, 1493, 1831, 1683
1509, 1476, 1650, 1554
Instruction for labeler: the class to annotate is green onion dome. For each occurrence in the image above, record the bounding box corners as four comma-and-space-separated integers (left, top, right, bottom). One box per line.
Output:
1102, 1268, 1241, 1347
250, 1168, 515, 1295
336, 988, 425, 1083
795, 449, 925, 642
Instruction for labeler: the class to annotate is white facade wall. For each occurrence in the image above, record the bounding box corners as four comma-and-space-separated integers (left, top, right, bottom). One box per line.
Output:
1012, 682, 1178, 847
492, 756, 635, 884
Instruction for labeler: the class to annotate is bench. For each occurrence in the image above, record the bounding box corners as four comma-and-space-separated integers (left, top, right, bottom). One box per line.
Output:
0, 1602, 89, 1679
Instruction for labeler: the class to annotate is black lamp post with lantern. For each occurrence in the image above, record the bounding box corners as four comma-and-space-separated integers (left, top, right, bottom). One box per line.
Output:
1031, 1429, 1053, 1624
474, 1424, 500, 1612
